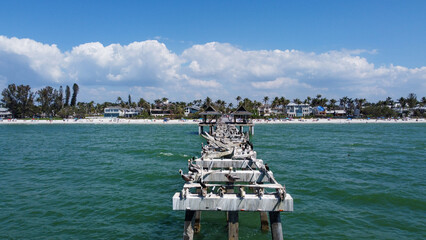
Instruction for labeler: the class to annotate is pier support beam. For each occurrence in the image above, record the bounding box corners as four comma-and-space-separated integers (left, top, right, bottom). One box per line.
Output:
194, 189, 202, 233
249, 126, 254, 135
183, 210, 196, 240
269, 212, 283, 240
228, 211, 239, 240
260, 212, 269, 231
194, 211, 201, 233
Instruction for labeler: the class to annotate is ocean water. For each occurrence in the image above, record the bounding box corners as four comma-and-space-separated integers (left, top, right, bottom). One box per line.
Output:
0, 123, 424, 239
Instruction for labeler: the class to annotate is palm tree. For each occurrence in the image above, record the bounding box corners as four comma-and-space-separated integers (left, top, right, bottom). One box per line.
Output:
340, 96, 349, 110
227, 103, 234, 112
329, 99, 337, 110
215, 99, 226, 112
355, 98, 366, 110
236, 96, 242, 106
293, 98, 302, 104
320, 97, 328, 107
304, 96, 312, 105
116, 97, 123, 105
406, 93, 417, 108
263, 96, 269, 106
271, 97, 280, 108
398, 97, 406, 109
203, 97, 212, 109
154, 99, 162, 107
347, 98, 354, 115
280, 97, 290, 107
421, 97, 426, 106
385, 97, 393, 106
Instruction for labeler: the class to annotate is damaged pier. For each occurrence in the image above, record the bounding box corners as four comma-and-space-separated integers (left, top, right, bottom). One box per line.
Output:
198, 105, 255, 135
173, 108, 293, 240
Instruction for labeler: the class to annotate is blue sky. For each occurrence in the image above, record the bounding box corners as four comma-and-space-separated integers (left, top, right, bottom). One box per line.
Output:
0, 0, 425, 103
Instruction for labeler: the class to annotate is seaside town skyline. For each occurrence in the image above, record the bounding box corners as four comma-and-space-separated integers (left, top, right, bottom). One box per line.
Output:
0, 1, 425, 103
1, 83, 425, 119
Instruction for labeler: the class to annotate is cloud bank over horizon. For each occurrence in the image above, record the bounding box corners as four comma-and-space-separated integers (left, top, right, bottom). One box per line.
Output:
0, 35, 425, 103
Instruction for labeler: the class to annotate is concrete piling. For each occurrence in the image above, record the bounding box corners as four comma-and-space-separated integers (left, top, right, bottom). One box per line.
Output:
260, 212, 270, 231
183, 210, 196, 240
228, 211, 239, 240
269, 211, 283, 240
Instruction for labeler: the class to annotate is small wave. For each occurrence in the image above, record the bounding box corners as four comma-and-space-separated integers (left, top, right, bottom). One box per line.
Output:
159, 152, 173, 156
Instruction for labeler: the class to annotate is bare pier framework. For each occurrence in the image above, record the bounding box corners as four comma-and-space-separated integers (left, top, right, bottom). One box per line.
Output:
198, 105, 254, 135
174, 112, 293, 240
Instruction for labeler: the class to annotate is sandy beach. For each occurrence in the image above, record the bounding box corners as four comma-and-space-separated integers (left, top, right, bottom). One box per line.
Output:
0, 118, 424, 125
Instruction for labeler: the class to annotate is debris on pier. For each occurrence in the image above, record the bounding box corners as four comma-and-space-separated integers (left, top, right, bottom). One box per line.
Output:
173, 114, 293, 240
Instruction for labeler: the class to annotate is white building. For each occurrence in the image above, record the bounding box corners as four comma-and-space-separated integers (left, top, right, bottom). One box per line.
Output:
285, 103, 312, 117
258, 104, 272, 116
123, 108, 142, 118
326, 109, 347, 116
150, 109, 171, 117
0, 107, 12, 118
184, 106, 200, 116
104, 107, 124, 118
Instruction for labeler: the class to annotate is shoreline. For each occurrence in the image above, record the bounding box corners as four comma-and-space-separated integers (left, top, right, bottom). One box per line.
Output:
0, 118, 425, 125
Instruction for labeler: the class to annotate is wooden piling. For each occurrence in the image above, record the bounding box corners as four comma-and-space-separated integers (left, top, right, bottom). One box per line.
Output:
225, 185, 234, 221
260, 212, 269, 231
249, 126, 254, 135
194, 189, 202, 233
194, 211, 201, 233
228, 211, 239, 240
183, 210, 196, 240
269, 211, 283, 240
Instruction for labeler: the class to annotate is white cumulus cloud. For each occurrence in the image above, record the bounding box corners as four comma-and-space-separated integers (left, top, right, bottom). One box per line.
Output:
0, 36, 425, 102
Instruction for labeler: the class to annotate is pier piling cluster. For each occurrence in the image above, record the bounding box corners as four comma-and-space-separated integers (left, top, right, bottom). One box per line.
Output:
173, 116, 293, 240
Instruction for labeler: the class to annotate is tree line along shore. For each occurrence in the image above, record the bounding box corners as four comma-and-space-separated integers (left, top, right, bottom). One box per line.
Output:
1, 83, 425, 120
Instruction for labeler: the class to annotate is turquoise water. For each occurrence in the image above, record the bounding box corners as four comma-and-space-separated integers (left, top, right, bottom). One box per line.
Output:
0, 123, 425, 239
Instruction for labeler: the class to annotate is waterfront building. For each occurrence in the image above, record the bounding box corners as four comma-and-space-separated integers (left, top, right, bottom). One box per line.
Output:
104, 107, 124, 118
312, 106, 327, 116
124, 108, 142, 118
271, 106, 285, 115
258, 104, 272, 116
326, 109, 347, 117
285, 103, 312, 117
184, 106, 200, 116
0, 107, 12, 118
150, 108, 171, 117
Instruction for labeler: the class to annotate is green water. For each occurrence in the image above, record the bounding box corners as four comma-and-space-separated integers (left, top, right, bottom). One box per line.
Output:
0, 124, 425, 239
